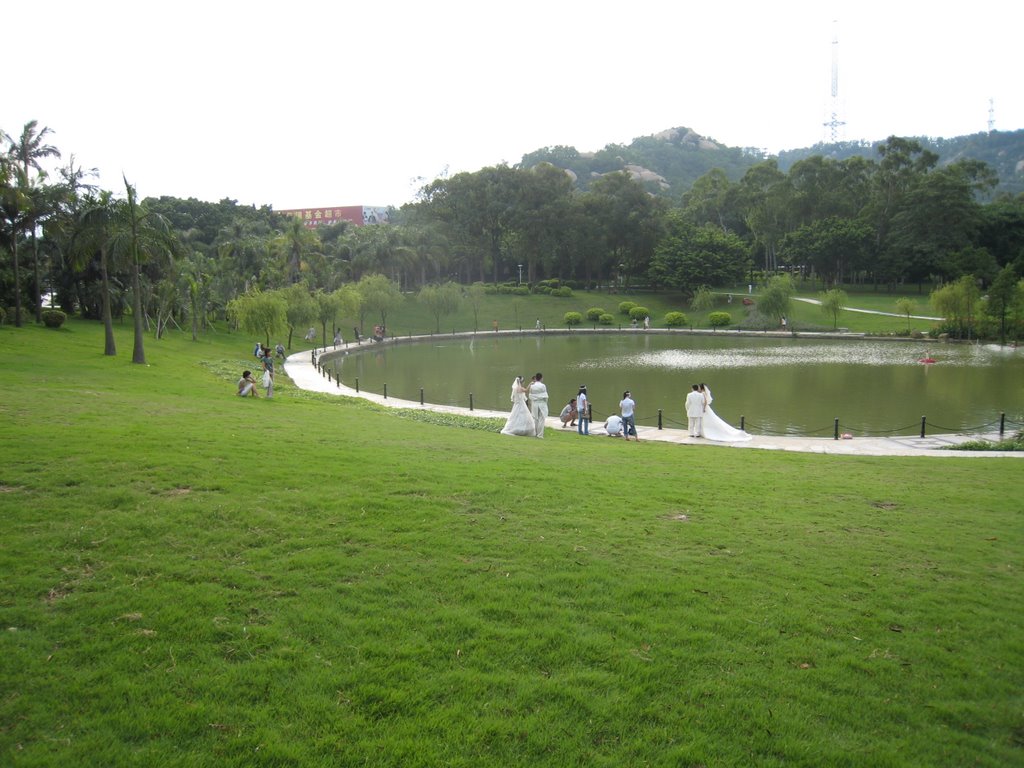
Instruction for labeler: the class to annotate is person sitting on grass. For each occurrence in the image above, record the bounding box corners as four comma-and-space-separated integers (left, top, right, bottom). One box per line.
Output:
237, 370, 259, 397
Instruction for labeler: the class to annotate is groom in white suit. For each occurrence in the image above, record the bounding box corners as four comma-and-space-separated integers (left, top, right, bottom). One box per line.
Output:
685, 384, 705, 437
528, 372, 549, 438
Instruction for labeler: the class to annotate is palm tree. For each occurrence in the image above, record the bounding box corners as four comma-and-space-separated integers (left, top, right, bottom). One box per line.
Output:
111, 177, 178, 364
0, 160, 30, 327
273, 216, 321, 285
74, 190, 121, 355
4, 121, 61, 323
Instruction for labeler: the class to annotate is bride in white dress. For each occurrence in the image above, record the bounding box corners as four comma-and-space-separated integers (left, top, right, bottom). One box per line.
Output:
699, 384, 752, 442
501, 376, 536, 436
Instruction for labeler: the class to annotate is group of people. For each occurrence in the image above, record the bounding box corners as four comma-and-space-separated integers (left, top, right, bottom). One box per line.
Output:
502, 380, 641, 442
684, 383, 751, 441
237, 342, 277, 398
500, 373, 549, 438
502, 376, 751, 443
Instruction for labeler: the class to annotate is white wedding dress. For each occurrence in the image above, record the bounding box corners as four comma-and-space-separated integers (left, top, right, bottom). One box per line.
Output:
700, 387, 752, 442
501, 379, 536, 436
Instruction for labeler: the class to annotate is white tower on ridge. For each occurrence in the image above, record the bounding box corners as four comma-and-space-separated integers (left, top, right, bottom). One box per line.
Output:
823, 19, 845, 144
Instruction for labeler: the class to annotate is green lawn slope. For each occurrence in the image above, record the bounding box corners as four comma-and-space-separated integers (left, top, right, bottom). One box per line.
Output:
1, 318, 1020, 767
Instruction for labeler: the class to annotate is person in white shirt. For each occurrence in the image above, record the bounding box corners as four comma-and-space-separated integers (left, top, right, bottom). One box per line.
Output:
619, 390, 638, 441
527, 373, 549, 438
576, 385, 589, 435
604, 413, 623, 437
685, 384, 705, 437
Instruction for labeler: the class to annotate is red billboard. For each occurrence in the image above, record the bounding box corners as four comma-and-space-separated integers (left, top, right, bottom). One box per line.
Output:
276, 206, 390, 228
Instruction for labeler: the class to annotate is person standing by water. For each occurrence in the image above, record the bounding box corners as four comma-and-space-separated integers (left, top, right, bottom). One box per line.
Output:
685, 384, 705, 437
576, 385, 590, 435
500, 376, 535, 437
619, 390, 638, 441
528, 373, 549, 438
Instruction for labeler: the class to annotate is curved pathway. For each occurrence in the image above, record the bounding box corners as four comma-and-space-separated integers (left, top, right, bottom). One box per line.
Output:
792, 296, 942, 321
283, 338, 1019, 458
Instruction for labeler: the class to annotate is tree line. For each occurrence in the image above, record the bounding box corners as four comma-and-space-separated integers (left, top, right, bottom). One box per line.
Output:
4, 121, 1024, 356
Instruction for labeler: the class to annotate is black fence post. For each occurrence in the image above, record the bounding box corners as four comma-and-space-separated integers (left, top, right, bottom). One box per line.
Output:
469, 393, 474, 411
355, 377, 359, 393
834, 418, 839, 440
1000, 412, 1005, 437
657, 409, 663, 430
420, 388, 424, 406
740, 415, 745, 431
384, 383, 388, 399
920, 416, 927, 438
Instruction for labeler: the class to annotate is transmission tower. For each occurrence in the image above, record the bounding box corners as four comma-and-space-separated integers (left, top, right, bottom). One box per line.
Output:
823, 20, 845, 143
988, 98, 995, 132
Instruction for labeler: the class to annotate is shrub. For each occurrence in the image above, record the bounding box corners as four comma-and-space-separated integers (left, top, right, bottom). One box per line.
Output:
708, 311, 732, 330
664, 311, 688, 327
513, 286, 530, 296
41, 309, 67, 329
618, 301, 637, 316
628, 306, 650, 321
586, 307, 605, 321
564, 311, 583, 328
534, 285, 552, 295
598, 313, 615, 325
552, 286, 573, 297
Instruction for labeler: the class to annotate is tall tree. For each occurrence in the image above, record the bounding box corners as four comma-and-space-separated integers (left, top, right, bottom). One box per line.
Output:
736, 160, 791, 274
73, 191, 121, 355
356, 273, 402, 332
584, 171, 665, 290
0, 159, 30, 326
985, 264, 1020, 344
418, 281, 462, 333
111, 178, 178, 364
4, 121, 61, 323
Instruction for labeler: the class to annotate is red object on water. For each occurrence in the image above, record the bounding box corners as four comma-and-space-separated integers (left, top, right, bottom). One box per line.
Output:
918, 357, 937, 364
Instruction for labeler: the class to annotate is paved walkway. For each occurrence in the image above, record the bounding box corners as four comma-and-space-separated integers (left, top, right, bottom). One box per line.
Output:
284, 349, 1020, 458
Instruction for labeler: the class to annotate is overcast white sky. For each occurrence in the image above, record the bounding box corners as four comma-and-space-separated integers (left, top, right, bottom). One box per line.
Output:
8, 0, 1021, 210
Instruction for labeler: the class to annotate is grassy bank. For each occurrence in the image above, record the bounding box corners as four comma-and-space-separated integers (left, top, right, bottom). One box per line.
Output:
282, 287, 930, 345
1, 319, 1021, 766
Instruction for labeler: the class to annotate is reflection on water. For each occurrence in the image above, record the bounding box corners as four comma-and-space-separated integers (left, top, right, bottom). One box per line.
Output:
332, 335, 1024, 436
595, 343, 1009, 370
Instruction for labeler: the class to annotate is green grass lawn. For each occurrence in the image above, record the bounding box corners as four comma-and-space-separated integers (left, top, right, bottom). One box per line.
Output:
327, 286, 925, 344
1, 317, 1021, 767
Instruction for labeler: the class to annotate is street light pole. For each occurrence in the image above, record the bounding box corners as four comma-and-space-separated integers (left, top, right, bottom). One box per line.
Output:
517, 264, 523, 286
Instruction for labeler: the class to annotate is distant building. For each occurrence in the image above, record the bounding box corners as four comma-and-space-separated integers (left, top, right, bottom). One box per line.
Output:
276, 205, 390, 228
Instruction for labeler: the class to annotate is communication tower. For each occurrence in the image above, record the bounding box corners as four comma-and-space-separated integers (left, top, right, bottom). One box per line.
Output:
823, 20, 845, 143
988, 98, 995, 133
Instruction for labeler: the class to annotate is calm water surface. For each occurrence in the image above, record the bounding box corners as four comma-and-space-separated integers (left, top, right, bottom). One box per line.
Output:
328, 334, 1024, 436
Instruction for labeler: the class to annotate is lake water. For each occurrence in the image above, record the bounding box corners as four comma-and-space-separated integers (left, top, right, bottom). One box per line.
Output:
326, 333, 1024, 436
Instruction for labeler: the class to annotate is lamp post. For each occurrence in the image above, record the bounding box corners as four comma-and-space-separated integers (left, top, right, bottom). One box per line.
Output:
517, 264, 523, 286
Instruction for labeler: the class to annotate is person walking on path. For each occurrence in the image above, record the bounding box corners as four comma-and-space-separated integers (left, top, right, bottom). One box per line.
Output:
528, 373, 549, 438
